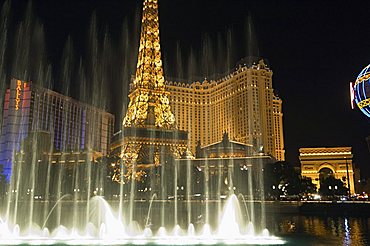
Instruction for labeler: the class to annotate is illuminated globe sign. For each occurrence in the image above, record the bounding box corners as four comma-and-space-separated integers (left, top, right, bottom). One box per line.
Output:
354, 64, 370, 117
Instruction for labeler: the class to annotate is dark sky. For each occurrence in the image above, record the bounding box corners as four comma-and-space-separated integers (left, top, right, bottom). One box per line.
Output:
3, 0, 370, 176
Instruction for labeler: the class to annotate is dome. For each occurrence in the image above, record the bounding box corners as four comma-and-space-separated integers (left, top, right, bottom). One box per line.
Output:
354, 64, 370, 117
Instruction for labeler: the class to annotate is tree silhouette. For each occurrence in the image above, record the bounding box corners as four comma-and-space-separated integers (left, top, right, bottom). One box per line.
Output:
319, 176, 348, 196
264, 161, 316, 199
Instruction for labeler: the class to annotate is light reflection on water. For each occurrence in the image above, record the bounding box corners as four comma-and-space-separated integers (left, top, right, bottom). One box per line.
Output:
269, 215, 370, 246
344, 218, 350, 245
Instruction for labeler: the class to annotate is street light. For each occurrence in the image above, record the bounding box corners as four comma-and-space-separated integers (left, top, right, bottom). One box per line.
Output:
345, 157, 351, 197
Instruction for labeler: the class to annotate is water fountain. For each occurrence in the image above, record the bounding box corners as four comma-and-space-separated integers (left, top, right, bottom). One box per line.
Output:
0, 0, 285, 245
0, 193, 284, 245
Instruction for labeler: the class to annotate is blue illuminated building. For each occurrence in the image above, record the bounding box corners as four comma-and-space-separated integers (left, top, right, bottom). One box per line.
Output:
0, 78, 115, 180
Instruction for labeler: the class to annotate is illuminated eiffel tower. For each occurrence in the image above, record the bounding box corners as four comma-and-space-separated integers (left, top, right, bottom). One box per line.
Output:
111, 0, 190, 183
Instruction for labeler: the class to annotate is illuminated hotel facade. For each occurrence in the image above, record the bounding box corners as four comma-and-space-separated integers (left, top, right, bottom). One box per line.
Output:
0, 78, 115, 179
164, 59, 285, 161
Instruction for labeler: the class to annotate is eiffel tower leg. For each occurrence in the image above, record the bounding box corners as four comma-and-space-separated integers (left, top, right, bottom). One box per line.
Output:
121, 142, 141, 224
148, 146, 160, 199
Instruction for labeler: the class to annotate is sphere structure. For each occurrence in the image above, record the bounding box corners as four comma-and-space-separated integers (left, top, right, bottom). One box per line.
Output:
354, 64, 370, 117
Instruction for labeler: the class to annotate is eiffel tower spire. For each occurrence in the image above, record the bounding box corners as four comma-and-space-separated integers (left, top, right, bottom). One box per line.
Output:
123, 0, 175, 129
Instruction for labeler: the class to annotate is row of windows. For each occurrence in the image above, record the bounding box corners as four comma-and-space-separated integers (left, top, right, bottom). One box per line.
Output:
164, 72, 282, 157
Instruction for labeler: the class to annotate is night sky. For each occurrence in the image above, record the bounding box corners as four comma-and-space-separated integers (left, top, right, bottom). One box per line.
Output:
2, 0, 370, 176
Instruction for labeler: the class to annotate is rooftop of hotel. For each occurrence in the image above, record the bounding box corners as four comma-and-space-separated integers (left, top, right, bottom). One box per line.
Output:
164, 57, 272, 89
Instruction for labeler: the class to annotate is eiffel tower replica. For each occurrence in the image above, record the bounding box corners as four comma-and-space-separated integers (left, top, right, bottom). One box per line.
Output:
111, 0, 190, 185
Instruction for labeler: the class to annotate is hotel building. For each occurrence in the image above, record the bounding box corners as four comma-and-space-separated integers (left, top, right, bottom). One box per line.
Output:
0, 78, 115, 179
164, 59, 285, 161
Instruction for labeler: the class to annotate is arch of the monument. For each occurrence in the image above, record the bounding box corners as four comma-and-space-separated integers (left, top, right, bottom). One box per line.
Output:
318, 163, 335, 173
299, 147, 355, 195
318, 166, 334, 180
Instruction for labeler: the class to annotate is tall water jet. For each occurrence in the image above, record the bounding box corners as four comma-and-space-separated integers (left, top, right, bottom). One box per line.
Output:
218, 195, 241, 237
27, 133, 38, 232
173, 158, 178, 226
200, 34, 216, 78
226, 29, 234, 75
85, 150, 92, 228
175, 42, 184, 80
72, 159, 80, 229
128, 162, 137, 224
186, 158, 192, 226
42, 137, 53, 225
12, 1, 33, 80
204, 158, 209, 225
0, 1, 9, 141
244, 13, 259, 58
11, 1, 49, 85
258, 159, 266, 230
60, 36, 74, 96
55, 156, 64, 227
0, 1, 9, 78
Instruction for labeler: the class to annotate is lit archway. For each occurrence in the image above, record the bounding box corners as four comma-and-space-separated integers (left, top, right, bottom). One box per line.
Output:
318, 167, 334, 184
